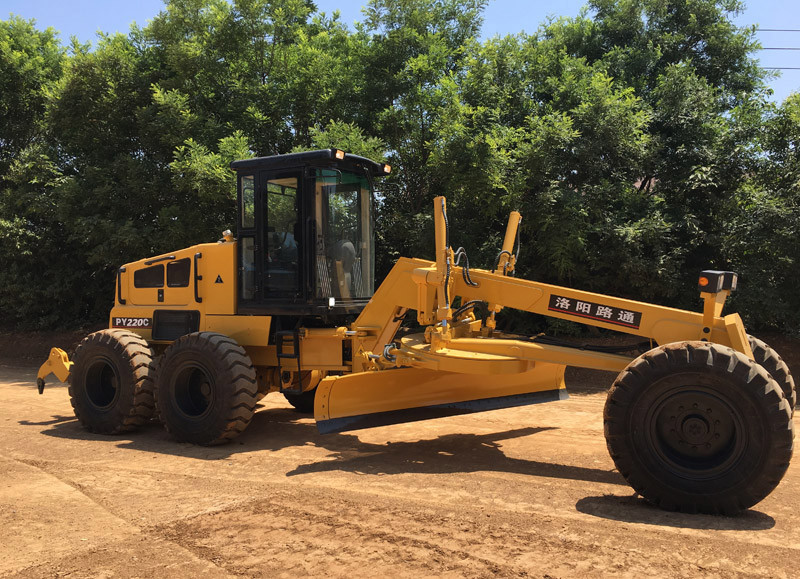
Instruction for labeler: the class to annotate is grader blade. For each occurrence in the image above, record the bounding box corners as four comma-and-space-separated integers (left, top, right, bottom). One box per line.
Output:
314, 364, 566, 434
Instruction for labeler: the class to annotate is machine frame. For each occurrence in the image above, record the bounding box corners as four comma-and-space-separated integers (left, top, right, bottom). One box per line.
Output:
36, 149, 794, 515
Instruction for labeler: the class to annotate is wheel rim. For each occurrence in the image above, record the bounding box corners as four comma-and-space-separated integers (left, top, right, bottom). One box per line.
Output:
645, 384, 747, 479
171, 363, 215, 420
84, 356, 120, 411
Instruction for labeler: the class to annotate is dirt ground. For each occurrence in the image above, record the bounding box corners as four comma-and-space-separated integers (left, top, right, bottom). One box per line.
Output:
2, 335, 800, 579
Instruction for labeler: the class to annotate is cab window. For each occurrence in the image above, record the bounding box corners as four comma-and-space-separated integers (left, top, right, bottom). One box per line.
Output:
166, 258, 191, 287
134, 264, 164, 288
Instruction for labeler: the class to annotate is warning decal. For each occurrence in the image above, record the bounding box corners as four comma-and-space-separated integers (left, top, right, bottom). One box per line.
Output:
547, 295, 642, 330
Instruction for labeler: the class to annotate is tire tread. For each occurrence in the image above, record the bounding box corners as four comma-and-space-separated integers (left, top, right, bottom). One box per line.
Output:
68, 329, 155, 434
604, 340, 793, 515
155, 332, 257, 445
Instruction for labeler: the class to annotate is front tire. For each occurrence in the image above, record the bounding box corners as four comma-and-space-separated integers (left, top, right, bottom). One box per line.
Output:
68, 329, 155, 434
283, 388, 317, 413
604, 341, 793, 515
155, 332, 257, 445
749, 335, 796, 412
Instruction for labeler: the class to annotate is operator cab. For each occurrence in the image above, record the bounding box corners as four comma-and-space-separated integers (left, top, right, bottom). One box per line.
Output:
230, 149, 390, 321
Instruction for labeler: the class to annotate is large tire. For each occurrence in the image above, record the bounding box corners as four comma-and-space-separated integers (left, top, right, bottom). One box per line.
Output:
283, 388, 317, 413
68, 329, 155, 434
604, 341, 793, 515
749, 334, 796, 412
155, 332, 257, 445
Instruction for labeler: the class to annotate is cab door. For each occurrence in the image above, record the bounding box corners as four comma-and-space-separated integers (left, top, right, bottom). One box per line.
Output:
262, 170, 302, 300
237, 169, 303, 309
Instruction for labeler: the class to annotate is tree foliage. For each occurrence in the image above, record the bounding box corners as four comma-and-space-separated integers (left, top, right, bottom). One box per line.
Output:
1, 0, 798, 333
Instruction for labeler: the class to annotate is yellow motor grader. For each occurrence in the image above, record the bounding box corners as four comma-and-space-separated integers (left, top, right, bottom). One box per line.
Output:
37, 149, 794, 515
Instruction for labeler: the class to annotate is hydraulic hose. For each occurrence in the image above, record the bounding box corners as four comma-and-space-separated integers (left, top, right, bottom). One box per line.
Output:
512, 217, 522, 276
441, 198, 451, 310
454, 247, 479, 287
492, 250, 512, 274
452, 300, 487, 321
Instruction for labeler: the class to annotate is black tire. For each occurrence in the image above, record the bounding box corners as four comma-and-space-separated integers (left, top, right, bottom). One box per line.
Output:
68, 329, 155, 434
283, 388, 317, 413
155, 332, 257, 445
604, 341, 793, 515
749, 334, 796, 412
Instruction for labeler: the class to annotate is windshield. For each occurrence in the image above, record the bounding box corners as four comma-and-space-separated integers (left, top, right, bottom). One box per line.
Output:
314, 168, 374, 301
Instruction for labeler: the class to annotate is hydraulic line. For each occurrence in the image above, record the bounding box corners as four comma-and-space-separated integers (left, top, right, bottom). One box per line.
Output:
441, 198, 451, 310
492, 250, 512, 274
491, 216, 523, 275
452, 300, 487, 321
512, 217, 522, 276
454, 247, 479, 287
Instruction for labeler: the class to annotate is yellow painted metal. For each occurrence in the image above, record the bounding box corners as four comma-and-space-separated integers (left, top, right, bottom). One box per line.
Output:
350, 255, 748, 367
37, 348, 73, 384
297, 330, 345, 369
450, 268, 747, 352
305, 195, 756, 425
701, 290, 728, 338
314, 364, 566, 423
110, 238, 352, 375
205, 314, 271, 348
433, 196, 453, 323
351, 257, 430, 371
495, 210, 521, 276
117, 241, 236, 313
724, 313, 753, 359
42, 184, 759, 434
394, 333, 536, 374
241, 329, 348, 371
397, 333, 632, 373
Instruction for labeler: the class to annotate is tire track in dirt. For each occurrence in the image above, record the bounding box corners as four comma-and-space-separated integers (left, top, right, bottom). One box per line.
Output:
1, 456, 235, 578
148, 483, 797, 578
5, 364, 800, 577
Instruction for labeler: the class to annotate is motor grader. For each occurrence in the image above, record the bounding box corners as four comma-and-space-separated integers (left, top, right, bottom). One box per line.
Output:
37, 148, 794, 515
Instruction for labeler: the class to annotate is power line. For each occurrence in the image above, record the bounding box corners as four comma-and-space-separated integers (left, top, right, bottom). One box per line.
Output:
763, 67, 800, 70
760, 47, 800, 50
755, 28, 800, 32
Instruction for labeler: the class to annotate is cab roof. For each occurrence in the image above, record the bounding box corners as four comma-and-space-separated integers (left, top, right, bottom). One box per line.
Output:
229, 149, 390, 177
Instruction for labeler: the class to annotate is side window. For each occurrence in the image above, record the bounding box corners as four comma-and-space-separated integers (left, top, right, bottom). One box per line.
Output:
241, 175, 255, 229
240, 236, 255, 300
314, 169, 373, 300
166, 258, 191, 287
134, 264, 164, 288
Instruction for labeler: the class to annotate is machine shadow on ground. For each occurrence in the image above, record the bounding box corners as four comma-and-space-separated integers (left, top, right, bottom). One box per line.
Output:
27, 409, 776, 531
575, 495, 776, 531
21, 400, 782, 531
28, 403, 627, 487
564, 367, 618, 395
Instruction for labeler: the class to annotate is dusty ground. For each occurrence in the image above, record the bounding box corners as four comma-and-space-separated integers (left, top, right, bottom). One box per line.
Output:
2, 349, 800, 579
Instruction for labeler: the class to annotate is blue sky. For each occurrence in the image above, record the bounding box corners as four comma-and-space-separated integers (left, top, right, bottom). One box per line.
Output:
5, 0, 799, 101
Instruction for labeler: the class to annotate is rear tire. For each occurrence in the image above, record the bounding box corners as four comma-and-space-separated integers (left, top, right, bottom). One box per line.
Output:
155, 332, 257, 445
68, 330, 155, 434
749, 335, 796, 413
604, 341, 793, 515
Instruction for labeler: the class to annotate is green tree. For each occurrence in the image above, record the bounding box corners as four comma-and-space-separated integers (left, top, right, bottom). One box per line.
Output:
0, 17, 67, 326
0, 0, 793, 335
0, 16, 64, 171
725, 93, 800, 331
